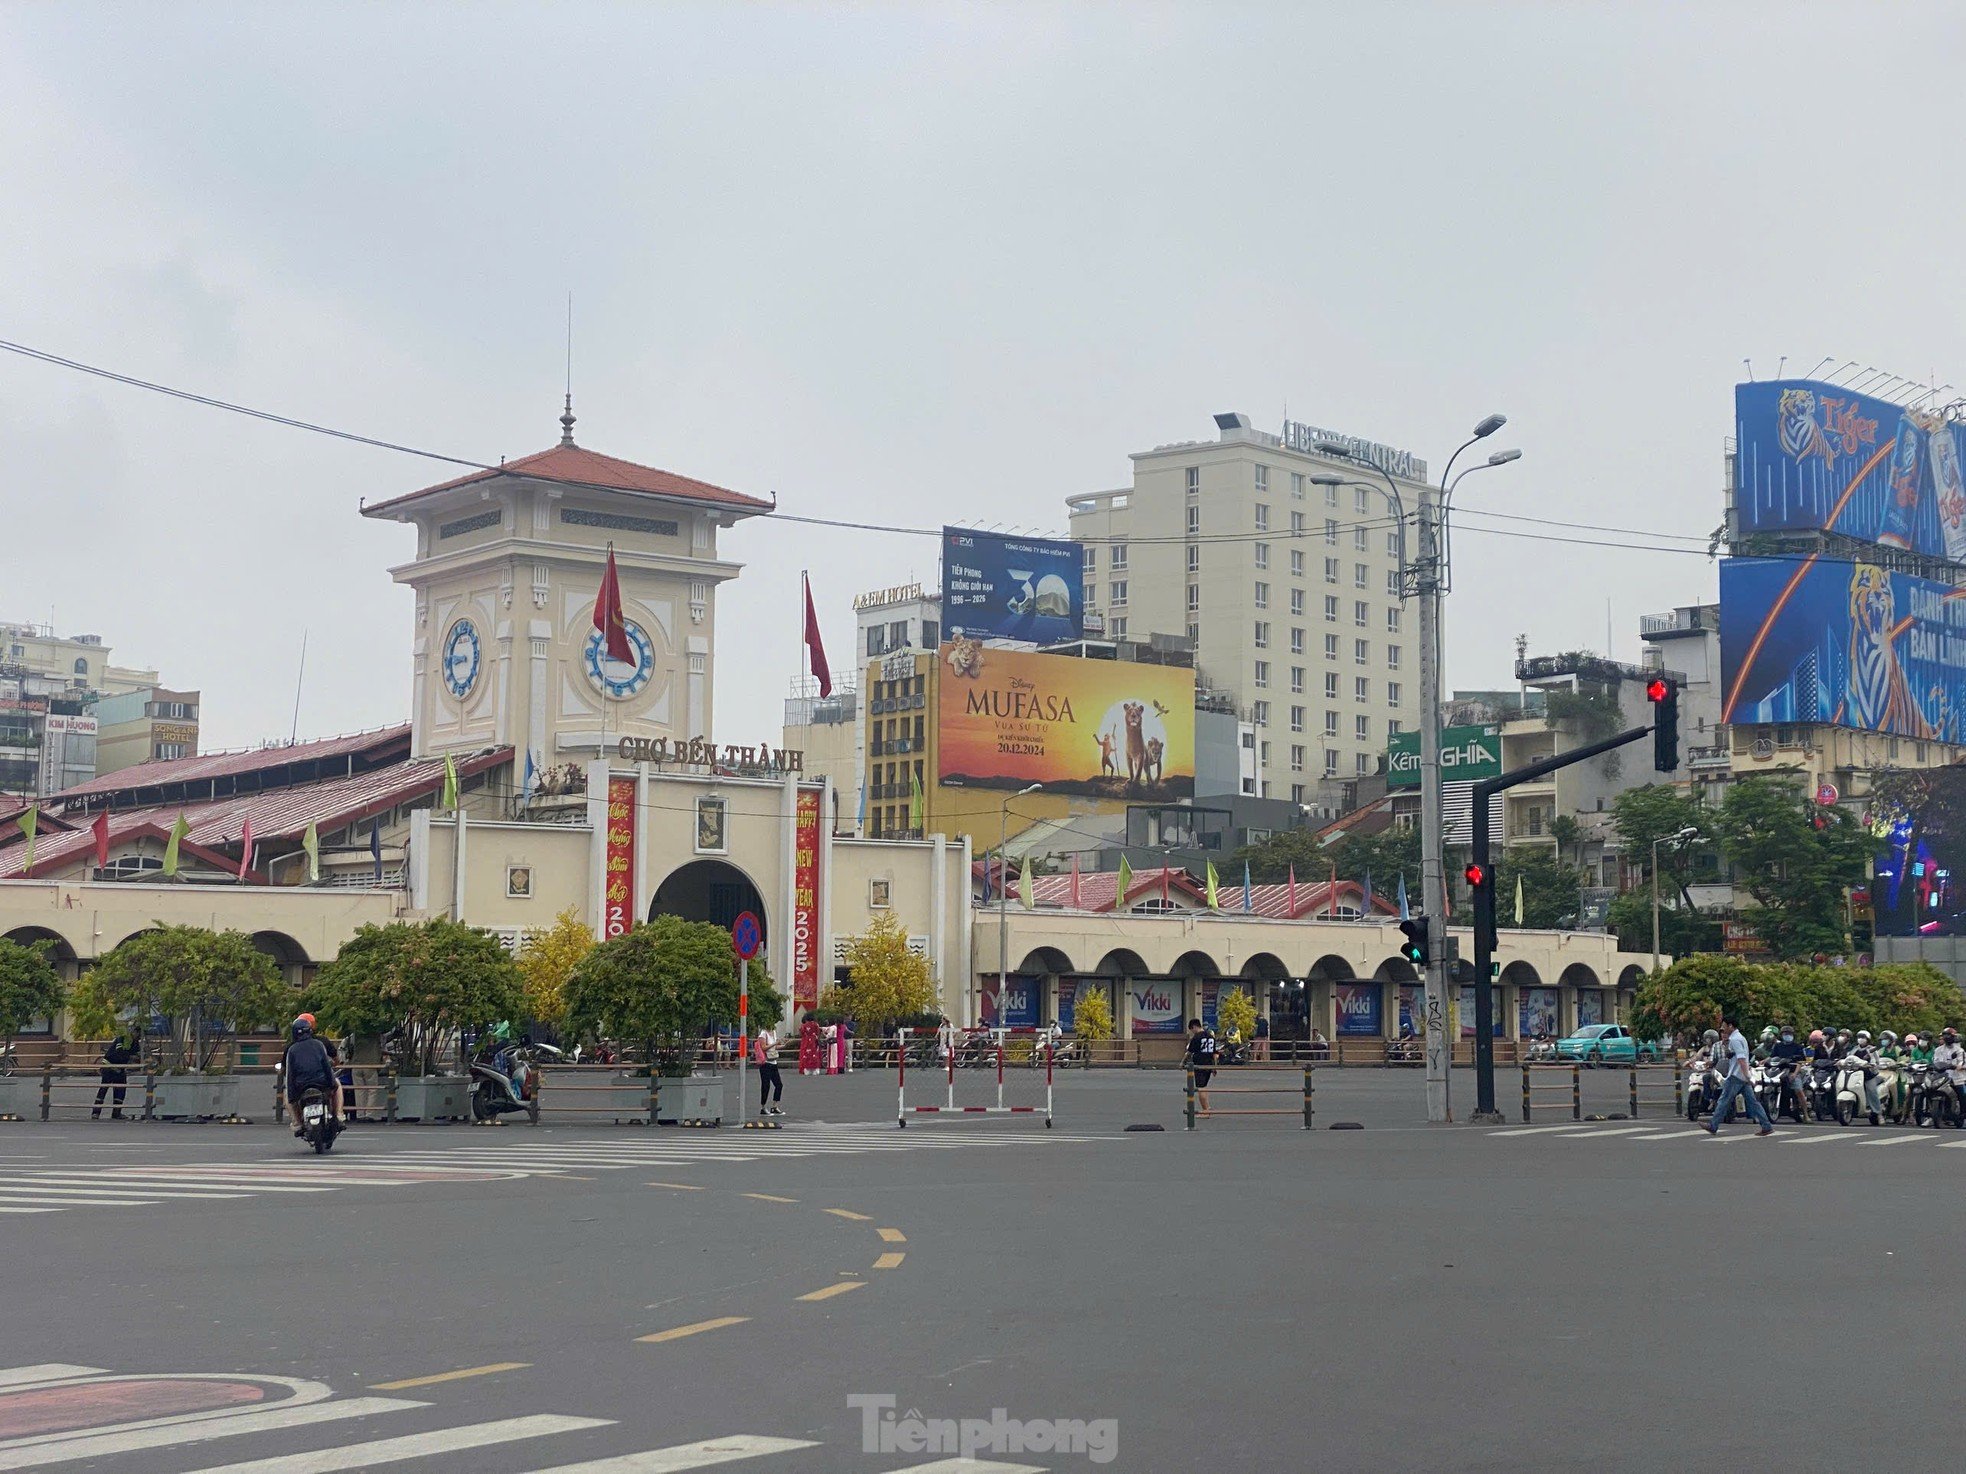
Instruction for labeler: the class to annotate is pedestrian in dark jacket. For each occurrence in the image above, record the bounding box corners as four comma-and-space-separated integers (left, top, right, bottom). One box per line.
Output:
92, 1034, 139, 1119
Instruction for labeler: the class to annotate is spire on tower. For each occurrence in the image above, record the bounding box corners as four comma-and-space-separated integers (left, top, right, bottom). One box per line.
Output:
559, 393, 577, 447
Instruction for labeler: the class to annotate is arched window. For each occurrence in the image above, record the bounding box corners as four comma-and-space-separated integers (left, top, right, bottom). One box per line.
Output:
72, 657, 88, 676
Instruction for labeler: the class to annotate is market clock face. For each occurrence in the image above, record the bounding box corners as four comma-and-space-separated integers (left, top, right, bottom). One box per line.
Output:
584, 619, 655, 700
442, 619, 481, 699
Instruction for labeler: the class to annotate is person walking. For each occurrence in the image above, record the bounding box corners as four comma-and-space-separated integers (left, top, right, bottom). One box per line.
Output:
1184, 1018, 1219, 1117
1252, 1012, 1271, 1062
91, 1033, 139, 1119
1703, 1013, 1774, 1137
754, 1024, 785, 1117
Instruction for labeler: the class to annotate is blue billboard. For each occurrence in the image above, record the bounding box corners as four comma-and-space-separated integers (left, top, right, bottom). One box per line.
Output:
1734, 380, 1966, 560
1720, 556, 1966, 741
941, 527, 1083, 645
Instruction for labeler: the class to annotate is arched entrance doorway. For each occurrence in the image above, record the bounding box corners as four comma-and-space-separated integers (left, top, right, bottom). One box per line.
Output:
650, 859, 769, 942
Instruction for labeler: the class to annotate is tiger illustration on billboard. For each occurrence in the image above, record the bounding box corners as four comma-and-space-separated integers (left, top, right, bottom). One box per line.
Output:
1846, 563, 1933, 738
1777, 388, 1839, 466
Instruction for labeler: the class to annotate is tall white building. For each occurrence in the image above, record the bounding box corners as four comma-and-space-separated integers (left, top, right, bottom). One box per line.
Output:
1068, 412, 1424, 807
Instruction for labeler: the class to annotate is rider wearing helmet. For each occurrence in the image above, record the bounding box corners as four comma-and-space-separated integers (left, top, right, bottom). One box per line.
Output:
1878, 1029, 1901, 1061
1907, 1032, 1934, 1066
1933, 1028, 1966, 1123
1849, 1029, 1882, 1119
282, 1014, 342, 1135
1769, 1024, 1808, 1121
1755, 1025, 1779, 1061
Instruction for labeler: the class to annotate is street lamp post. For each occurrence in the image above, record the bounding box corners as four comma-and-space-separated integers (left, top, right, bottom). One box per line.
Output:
997, 783, 1041, 1033
1651, 826, 1704, 973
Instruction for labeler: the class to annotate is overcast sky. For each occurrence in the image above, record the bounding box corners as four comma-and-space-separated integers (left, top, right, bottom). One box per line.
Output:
4, 2, 1963, 752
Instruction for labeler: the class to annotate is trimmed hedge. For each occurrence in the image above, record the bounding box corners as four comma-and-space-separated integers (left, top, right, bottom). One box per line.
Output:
1629, 954, 1965, 1042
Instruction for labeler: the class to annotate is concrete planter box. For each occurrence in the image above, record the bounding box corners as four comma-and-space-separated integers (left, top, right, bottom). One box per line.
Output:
153, 1074, 245, 1121
658, 1075, 723, 1125
393, 1076, 470, 1122
580, 1073, 656, 1123
0, 1075, 40, 1119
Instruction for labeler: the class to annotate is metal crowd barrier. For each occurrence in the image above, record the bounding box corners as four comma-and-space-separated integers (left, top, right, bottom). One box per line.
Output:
1628, 1059, 1684, 1119
1184, 1063, 1314, 1130
1519, 1063, 1582, 1123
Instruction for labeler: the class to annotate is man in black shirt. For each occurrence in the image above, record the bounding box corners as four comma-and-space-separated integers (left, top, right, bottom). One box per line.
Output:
92, 1034, 139, 1119
1184, 1018, 1219, 1116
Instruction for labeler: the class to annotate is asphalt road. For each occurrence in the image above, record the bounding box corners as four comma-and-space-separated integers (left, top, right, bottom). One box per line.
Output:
3, 1066, 1962, 1473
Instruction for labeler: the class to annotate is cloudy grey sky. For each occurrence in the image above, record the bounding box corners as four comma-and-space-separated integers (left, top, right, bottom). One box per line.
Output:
4, 2, 1962, 751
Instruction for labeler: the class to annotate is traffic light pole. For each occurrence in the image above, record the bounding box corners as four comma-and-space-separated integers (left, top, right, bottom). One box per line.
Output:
1416, 502, 1451, 1124
1467, 722, 1654, 1119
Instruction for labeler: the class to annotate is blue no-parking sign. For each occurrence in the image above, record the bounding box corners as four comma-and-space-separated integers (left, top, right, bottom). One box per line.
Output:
731, 911, 763, 961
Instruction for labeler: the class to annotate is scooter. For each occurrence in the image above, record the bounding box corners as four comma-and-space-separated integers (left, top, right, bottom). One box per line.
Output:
1527, 1036, 1557, 1064
297, 1086, 341, 1155
1924, 1069, 1966, 1129
1832, 1054, 1878, 1126
1752, 1058, 1786, 1123
1806, 1059, 1841, 1122
1685, 1058, 1723, 1121
470, 1040, 541, 1124
1874, 1057, 1913, 1125
1769, 1058, 1811, 1124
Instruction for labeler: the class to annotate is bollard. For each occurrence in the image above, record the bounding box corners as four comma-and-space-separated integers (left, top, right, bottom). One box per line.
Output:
1674, 1058, 1684, 1117
1629, 1066, 1639, 1120
648, 1072, 659, 1127
385, 1067, 399, 1124
40, 1067, 51, 1122
1185, 1067, 1196, 1131
272, 1064, 283, 1119
142, 1072, 156, 1122
1521, 1064, 1531, 1124
1302, 1064, 1314, 1130
1571, 1063, 1581, 1121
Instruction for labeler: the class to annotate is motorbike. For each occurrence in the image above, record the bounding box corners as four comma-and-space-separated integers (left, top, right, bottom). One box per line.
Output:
1805, 1059, 1841, 1122
1751, 1058, 1786, 1123
1685, 1058, 1723, 1121
1526, 1036, 1557, 1064
297, 1086, 341, 1154
1832, 1054, 1878, 1126
1920, 1068, 1966, 1129
1874, 1057, 1913, 1125
470, 1039, 541, 1123
1218, 1037, 1250, 1067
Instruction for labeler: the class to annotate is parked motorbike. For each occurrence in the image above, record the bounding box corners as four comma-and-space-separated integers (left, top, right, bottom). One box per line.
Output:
297, 1086, 341, 1155
1832, 1054, 1878, 1126
1526, 1036, 1557, 1065
1218, 1038, 1250, 1067
470, 1039, 541, 1123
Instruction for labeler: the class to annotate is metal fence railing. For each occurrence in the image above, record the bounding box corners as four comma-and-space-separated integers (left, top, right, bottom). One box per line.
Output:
1520, 1064, 1582, 1123
1184, 1063, 1314, 1130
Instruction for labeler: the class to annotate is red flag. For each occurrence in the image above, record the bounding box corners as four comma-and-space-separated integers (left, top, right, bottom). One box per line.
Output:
91, 811, 110, 871
593, 544, 632, 664
802, 573, 832, 698
238, 818, 253, 881
1287, 864, 1297, 916
1069, 853, 1081, 909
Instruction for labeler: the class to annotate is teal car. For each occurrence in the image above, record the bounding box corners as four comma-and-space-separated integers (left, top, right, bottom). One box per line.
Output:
1554, 1023, 1660, 1067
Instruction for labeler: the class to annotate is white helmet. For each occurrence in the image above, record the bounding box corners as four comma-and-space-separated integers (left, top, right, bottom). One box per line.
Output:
1856, 1030, 1872, 1042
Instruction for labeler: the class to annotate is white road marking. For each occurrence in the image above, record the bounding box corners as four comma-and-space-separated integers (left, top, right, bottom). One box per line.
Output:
0, 1366, 104, 1389
1778, 1134, 1854, 1144
880, 1461, 1049, 1473
1489, 1126, 1586, 1136
175, 1414, 612, 1474
1858, 1134, 1934, 1146
514, 1434, 819, 1472
0, 1193, 161, 1208
0, 1396, 424, 1469
0, 1207, 61, 1214
0, 1179, 249, 1199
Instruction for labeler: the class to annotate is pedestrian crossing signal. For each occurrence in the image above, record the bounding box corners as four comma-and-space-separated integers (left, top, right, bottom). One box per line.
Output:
1647, 676, 1679, 773
1398, 917, 1429, 966
1464, 861, 1488, 889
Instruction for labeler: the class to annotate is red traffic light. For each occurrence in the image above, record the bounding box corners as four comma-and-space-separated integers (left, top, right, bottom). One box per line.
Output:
1646, 677, 1670, 703
1464, 862, 1488, 888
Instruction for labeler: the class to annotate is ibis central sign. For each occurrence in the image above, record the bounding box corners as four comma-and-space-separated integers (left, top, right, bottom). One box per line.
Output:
1281, 419, 1426, 481
1386, 725, 1500, 789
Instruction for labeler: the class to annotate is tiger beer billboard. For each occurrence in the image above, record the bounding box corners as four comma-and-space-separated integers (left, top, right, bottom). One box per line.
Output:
936, 640, 1195, 798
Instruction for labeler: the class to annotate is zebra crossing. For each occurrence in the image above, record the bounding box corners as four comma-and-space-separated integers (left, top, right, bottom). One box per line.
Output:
1487, 1121, 1966, 1149
0, 1124, 1113, 1217
0, 1363, 1051, 1472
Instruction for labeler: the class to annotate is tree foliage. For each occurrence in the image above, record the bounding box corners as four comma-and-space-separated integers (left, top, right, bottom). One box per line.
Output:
1216, 985, 1257, 1041
0, 937, 65, 1048
1496, 849, 1587, 929
517, 907, 594, 1030
1629, 955, 1963, 1043
70, 925, 287, 1072
307, 919, 525, 1076
1236, 822, 1421, 890
1609, 785, 1713, 909
561, 914, 775, 1073
1072, 985, 1113, 1042
837, 912, 937, 1030
1713, 776, 1876, 960
1606, 888, 1721, 959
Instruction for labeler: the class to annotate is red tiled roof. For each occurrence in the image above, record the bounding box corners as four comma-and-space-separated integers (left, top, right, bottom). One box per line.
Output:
0, 821, 268, 883
364, 444, 774, 518
973, 860, 1400, 918
0, 748, 510, 879
50, 725, 412, 801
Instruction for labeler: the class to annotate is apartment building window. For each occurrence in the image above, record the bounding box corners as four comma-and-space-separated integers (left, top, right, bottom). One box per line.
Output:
1110, 580, 1128, 606
1324, 748, 1340, 776
1354, 487, 1370, 513
1290, 705, 1304, 733
1324, 518, 1338, 546
1386, 570, 1401, 597
1324, 672, 1339, 699
1291, 783, 1306, 804
1386, 531, 1400, 557
1387, 607, 1401, 633
1290, 627, 1304, 655
1254, 621, 1270, 649
1388, 681, 1402, 705
1290, 510, 1306, 535
1387, 645, 1401, 670
1187, 505, 1200, 534
1290, 549, 1304, 577
1388, 720, 1403, 739
1289, 588, 1304, 616
1085, 583, 1097, 606
1354, 638, 1369, 665
1355, 752, 1371, 775
1353, 526, 1368, 552
1186, 466, 1200, 495
1184, 547, 1201, 580
1253, 581, 1269, 609
1255, 466, 1268, 493
1324, 482, 1338, 508
1083, 545, 1097, 574
1187, 584, 1200, 613
1354, 676, 1369, 702
1324, 557, 1339, 584
1355, 714, 1370, 741
1260, 740, 1271, 765
1187, 622, 1199, 643
1290, 471, 1305, 500
1354, 600, 1368, 628
1324, 710, 1339, 736
155, 742, 191, 761
1354, 563, 1368, 589
1253, 700, 1270, 726
1323, 633, 1339, 659
1254, 660, 1270, 689
1290, 667, 1304, 693
1290, 744, 1305, 773
1110, 542, 1128, 570
1254, 542, 1269, 569
1111, 616, 1127, 637
1322, 595, 1338, 622
1255, 504, 1270, 531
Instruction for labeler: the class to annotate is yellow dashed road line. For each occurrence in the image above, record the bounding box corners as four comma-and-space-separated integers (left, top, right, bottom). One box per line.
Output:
797, 1281, 865, 1302
646, 1181, 703, 1190
824, 1208, 873, 1221
372, 1361, 529, 1390
873, 1252, 906, 1270
744, 1192, 798, 1204
877, 1227, 907, 1243
638, 1316, 751, 1343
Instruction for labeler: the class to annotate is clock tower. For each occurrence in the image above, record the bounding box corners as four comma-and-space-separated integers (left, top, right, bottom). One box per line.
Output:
363, 399, 773, 774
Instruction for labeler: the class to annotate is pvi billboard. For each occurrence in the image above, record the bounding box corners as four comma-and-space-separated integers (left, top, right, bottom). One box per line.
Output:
1720, 556, 1966, 741
941, 528, 1084, 645
1734, 380, 1966, 560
